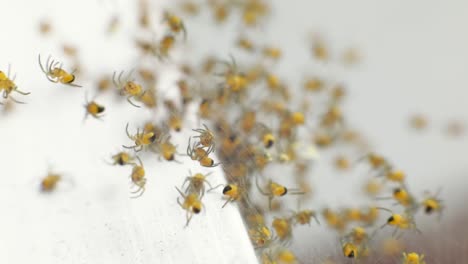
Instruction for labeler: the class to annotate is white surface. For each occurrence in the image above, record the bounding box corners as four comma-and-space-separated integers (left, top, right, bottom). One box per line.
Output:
0, 0, 257, 263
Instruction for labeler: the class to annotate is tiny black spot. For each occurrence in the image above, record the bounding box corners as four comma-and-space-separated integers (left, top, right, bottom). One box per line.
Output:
348, 251, 355, 258
118, 157, 125, 165
281, 187, 288, 196
150, 134, 157, 143
223, 185, 232, 194
265, 139, 274, 148
193, 208, 201, 214
387, 216, 394, 223
97, 106, 105, 113
169, 154, 175, 161
425, 206, 433, 214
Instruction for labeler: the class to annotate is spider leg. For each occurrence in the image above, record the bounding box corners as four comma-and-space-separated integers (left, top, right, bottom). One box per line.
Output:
9, 96, 26, 104
222, 198, 231, 208
15, 89, 30, 95
66, 82, 82, 88
38, 54, 47, 74
127, 96, 142, 108
112, 71, 119, 88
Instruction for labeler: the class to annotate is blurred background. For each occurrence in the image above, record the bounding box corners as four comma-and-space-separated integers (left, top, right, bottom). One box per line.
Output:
181, 1, 468, 261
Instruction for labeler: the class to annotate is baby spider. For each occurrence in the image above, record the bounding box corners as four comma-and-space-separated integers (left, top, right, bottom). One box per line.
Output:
381, 212, 421, 238
83, 93, 105, 120
262, 247, 299, 264
186, 137, 210, 160
421, 189, 444, 219
402, 252, 426, 264
179, 1, 200, 16
192, 124, 215, 151
272, 217, 293, 243
255, 123, 275, 148
175, 187, 203, 226
249, 224, 273, 249
163, 11, 187, 40
217, 55, 248, 93
107, 151, 135, 166
392, 188, 418, 210
255, 177, 305, 210
262, 46, 282, 61
112, 70, 146, 107
40, 172, 62, 193
322, 208, 346, 232
38, 54, 82, 87
167, 114, 184, 133
123, 123, 157, 152
199, 154, 220, 168
343, 226, 372, 245
239, 109, 257, 133
342, 241, 359, 259
143, 121, 165, 140
377, 188, 418, 214
220, 132, 242, 156
384, 169, 406, 184
177, 79, 195, 105
140, 84, 158, 109
290, 209, 320, 226
0, 66, 30, 104
219, 183, 242, 208
359, 152, 392, 175
39, 168, 73, 193
129, 156, 146, 198
155, 34, 176, 60
311, 35, 329, 61
186, 137, 220, 167
344, 207, 363, 222
363, 178, 383, 197
334, 155, 350, 171
361, 206, 382, 226
154, 135, 182, 162
341, 237, 371, 259
182, 171, 214, 198
236, 36, 256, 53
38, 19, 52, 35
274, 249, 299, 264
